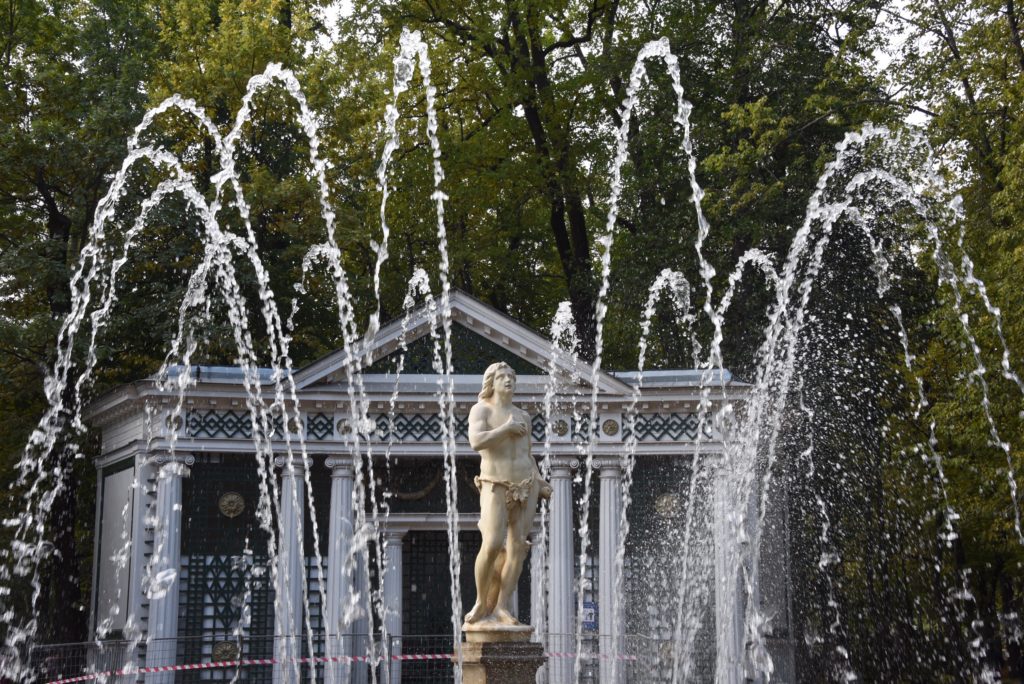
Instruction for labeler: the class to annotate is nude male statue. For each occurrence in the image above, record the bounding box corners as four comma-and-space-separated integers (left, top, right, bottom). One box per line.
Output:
464, 362, 552, 626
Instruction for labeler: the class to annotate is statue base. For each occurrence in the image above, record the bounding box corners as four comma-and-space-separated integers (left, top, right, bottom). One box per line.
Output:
458, 624, 547, 684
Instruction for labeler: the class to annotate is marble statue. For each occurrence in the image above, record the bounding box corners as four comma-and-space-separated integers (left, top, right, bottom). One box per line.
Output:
464, 362, 552, 627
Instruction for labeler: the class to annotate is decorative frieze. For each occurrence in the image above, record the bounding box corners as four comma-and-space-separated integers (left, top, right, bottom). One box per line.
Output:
306, 412, 334, 440
184, 410, 334, 440
623, 412, 711, 442
178, 407, 713, 444
373, 413, 460, 442
186, 409, 281, 440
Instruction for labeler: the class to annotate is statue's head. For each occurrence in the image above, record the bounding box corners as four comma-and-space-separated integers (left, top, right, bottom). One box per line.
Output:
479, 361, 516, 400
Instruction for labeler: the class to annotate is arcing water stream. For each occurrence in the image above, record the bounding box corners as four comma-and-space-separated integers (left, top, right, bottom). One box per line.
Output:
1, 29, 1022, 684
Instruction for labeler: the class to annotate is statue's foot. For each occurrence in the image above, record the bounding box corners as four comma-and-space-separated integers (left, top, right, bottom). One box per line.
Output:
491, 607, 518, 625
464, 602, 487, 625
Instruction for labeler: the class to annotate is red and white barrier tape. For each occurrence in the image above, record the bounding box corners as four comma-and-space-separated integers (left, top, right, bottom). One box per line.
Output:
546, 652, 638, 662
45, 650, 638, 684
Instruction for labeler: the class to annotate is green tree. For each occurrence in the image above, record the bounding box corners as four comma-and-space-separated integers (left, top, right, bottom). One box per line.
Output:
882, 0, 1024, 675
0, 0, 162, 643
326, 0, 889, 370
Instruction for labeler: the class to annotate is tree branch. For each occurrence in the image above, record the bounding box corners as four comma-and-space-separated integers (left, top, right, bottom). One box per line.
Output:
417, 1, 507, 74
542, 0, 605, 55
1006, 0, 1024, 72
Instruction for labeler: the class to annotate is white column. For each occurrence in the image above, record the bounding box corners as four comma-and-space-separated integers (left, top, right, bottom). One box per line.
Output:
351, 550, 371, 684
383, 529, 405, 684
120, 453, 152, 683
325, 457, 355, 684
144, 453, 193, 684
713, 461, 744, 684
273, 457, 306, 684
547, 460, 575, 684
599, 461, 623, 684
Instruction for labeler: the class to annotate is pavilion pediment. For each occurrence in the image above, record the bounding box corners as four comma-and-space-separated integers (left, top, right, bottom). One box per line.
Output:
293, 291, 632, 396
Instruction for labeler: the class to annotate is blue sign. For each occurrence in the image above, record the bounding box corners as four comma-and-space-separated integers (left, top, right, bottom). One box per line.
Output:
582, 601, 598, 632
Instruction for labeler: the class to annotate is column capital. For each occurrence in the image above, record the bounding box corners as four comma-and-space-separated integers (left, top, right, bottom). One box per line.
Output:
549, 457, 579, 476
325, 456, 355, 476
596, 458, 623, 477
274, 455, 310, 472
383, 528, 407, 542
149, 452, 194, 471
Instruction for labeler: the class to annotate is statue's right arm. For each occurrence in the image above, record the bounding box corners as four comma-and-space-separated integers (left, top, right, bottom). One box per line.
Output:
468, 403, 508, 451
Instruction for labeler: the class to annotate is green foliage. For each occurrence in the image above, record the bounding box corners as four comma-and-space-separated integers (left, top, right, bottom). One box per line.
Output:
878, 0, 1024, 676
0, 0, 163, 642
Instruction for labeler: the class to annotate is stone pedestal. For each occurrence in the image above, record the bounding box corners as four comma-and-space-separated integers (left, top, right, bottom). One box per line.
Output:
460, 625, 546, 684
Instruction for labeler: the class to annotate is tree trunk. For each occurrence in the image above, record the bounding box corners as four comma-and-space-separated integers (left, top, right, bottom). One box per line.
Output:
39, 449, 85, 644
979, 567, 1005, 674
1001, 571, 1024, 679
35, 174, 88, 644
508, 7, 598, 358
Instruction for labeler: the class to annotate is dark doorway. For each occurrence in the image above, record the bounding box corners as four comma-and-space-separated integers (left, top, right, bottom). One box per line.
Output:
401, 530, 532, 680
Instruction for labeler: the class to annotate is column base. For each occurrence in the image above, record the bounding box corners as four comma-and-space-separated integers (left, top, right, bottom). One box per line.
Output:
458, 632, 546, 684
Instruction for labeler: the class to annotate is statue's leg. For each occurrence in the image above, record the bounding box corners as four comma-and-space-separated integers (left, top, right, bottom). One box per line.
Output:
465, 485, 507, 624
493, 482, 542, 624
485, 549, 505, 614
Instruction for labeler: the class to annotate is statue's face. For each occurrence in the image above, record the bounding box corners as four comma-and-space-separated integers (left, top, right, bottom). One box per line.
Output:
494, 367, 516, 396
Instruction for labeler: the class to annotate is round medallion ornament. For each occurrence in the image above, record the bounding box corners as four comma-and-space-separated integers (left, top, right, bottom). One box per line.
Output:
337, 419, 352, 435
553, 419, 569, 437
218, 492, 245, 518
602, 419, 620, 436
164, 414, 183, 431
212, 641, 239, 662
655, 493, 679, 518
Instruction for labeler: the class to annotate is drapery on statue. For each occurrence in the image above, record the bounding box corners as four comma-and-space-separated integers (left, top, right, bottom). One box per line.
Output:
464, 362, 552, 627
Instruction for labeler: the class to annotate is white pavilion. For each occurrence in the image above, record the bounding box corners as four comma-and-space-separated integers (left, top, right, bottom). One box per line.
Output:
83, 291, 794, 683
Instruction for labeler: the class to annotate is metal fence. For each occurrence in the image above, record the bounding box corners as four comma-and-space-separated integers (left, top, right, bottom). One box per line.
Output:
27, 632, 696, 683
29, 639, 135, 683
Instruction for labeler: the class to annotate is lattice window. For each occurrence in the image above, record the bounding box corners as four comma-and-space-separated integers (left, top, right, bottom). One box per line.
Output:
179, 455, 275, 681
177, 553, 275, 682
623, 413, 712, 441
403, 532, 469, 637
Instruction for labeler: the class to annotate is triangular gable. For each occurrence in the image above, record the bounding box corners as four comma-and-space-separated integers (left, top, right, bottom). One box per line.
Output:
292, 291, 633, 395
365, 323, 546, 375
